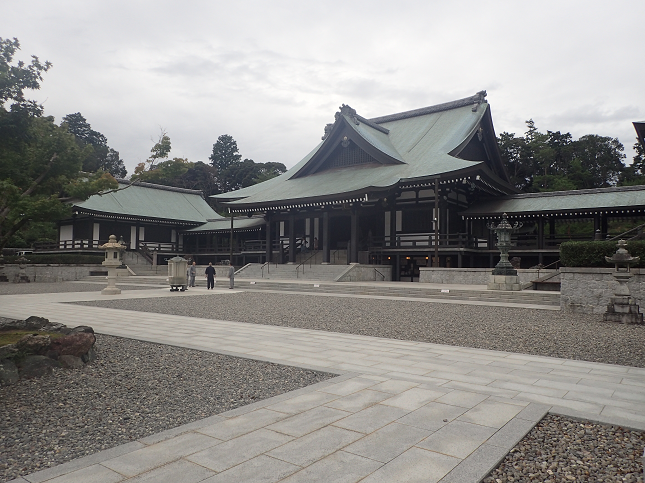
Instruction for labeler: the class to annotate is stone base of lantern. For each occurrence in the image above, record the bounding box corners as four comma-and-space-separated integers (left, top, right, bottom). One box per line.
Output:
604, 296, 644, 324
101, 286, 121, 295
487, 274, 521, 291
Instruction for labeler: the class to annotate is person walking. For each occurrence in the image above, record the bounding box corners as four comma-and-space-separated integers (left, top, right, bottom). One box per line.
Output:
205, 262, 216, 289
188, 261, 197, 287
227, 263, 235, 289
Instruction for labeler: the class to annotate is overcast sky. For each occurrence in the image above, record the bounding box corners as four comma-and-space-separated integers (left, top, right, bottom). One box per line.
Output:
5, 0, 644, 175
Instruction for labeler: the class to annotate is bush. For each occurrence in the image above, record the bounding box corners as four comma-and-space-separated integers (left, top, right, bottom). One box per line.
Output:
560, 240, 645, 267
3, 254, 104, 265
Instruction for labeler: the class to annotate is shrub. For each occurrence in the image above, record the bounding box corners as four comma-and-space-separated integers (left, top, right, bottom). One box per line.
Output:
560, 240, 645, 267
3, 254, 104, 265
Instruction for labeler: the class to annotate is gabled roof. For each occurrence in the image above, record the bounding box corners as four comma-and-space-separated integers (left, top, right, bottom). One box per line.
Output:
74, 180, 222, 224
212, 91, 513, 210
461, 185, 645, 218
634, 121, 645, 147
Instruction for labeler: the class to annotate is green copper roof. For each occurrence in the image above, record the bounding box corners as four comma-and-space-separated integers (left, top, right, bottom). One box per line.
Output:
183, 217, 265, 233
461, 185, 645, 217
75, 181, 222, 223
212, 92, 496, 209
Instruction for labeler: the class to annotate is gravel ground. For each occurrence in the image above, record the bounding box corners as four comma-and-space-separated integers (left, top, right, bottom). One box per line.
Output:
76, 292, 645, 367
484, 414, 645, 483
0, 281, 156, 295
0, 334, 333, 483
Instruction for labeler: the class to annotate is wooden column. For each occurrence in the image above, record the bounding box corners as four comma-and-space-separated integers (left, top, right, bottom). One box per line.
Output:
433, 179, 439, 267
350, 209, 359, 263
229, 212, 234, 264
265, 215, 272, 263
322, 211, 330, 264
537, 218, 544, 249
288, 213, 296, 263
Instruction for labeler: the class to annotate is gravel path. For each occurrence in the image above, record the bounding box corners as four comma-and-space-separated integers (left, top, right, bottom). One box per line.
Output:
76, 292, 645, 367
484, 414, 645, 483
0, 281, 154, 295
0, 334, 333, 483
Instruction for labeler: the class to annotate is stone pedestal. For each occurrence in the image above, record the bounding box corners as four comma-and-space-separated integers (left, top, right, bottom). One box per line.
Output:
101, 267, 121, 295
487, 274, 521, 291
604, 295, 643, 324
603, 271, 643, 324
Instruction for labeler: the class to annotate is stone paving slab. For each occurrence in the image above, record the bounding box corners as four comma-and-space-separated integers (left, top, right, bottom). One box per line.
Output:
3, 287, 645, 483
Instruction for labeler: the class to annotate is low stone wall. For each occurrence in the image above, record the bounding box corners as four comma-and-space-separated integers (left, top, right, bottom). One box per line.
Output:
419, 268, 556, 286
560, 267, 644, 315
336, 264, 393, 282
0, 264, 105, 283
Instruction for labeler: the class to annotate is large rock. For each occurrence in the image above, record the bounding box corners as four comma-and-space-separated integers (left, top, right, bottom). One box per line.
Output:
0, 318, 27, 331
24, 316, 50, 330
0, 359, 19, 385
70, 325, 95, 334
0, 343, 18, 360
59, 355, 85, 369
16, 334, 52, 355
81, 346, 97, 363
50, 333, 96, 358
18, 355, 61, 379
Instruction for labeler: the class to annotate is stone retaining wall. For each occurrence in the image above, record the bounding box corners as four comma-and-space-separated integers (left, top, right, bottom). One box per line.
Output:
419, 267, 556, 286
0, 264, 105, 283
560, 267, 644, 315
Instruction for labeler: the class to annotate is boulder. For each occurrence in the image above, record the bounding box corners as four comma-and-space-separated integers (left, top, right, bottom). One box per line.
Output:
0, 344, 18, 360
50, 333, 96, 358
70, 325, 95, 334
0, 318, 27, 331
81, 346, 97, 363
24, 316, 50, 330
16, 334, 52, 355
59, 355, 85, 369
18, 355, 61, 379
41, 322, 67, 332
0, 359, 19, 385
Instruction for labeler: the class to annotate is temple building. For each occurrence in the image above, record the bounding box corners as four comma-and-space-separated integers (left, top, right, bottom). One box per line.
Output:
54, 92, 645, 278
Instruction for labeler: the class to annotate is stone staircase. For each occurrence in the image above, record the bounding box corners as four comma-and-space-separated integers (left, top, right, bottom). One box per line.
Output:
235, 263, 349, 281
122, 251, 166, 276
238, 280, 561, 306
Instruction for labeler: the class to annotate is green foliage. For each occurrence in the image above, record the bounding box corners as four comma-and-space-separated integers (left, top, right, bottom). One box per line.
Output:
209, 134, 241, 172
560, 240, 645, 267
61, 112, 127, 178
619, 140, 645, 186
0, 38, 118, 249
498, 121, 626, 192
3, 253, 104, 264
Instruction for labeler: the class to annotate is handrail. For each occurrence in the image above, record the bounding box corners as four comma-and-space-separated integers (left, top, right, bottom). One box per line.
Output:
537, 259, 560, 281
606, 222, 645, 241
260, 261, 269, 278
373, 268, 385, 281
295, 250, 318, 277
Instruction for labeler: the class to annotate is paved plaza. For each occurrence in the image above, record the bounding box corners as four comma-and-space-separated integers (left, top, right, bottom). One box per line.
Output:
2, 284, 645, 483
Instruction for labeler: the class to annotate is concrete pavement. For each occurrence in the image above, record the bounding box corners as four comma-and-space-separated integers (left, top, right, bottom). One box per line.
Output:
3, 285, 645, 483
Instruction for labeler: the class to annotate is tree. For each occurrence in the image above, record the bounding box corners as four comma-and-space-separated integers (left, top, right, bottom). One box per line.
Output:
209, 134, 241, 172
498, 120, 626, 192
61, 112, 127, 178
0, 37, 117, 249
620, 140, 645, 186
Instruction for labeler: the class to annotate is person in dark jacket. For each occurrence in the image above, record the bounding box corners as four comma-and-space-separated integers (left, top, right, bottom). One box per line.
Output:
205, 262, 216, 289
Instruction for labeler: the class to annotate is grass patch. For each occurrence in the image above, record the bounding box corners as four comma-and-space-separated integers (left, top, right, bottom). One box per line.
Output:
0, 330, 65, 346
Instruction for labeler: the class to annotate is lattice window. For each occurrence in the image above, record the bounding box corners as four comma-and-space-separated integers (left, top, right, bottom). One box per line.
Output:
323, 142, 378, 170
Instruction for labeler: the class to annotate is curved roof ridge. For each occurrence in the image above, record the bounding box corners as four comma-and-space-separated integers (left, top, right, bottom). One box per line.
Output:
116, 179, 204, 196
498, 184, 645, 199
369, 90, 487, 124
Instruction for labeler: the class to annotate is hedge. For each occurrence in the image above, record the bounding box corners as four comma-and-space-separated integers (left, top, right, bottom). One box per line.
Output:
560, 240, 645, 267
2, 254, 104, 265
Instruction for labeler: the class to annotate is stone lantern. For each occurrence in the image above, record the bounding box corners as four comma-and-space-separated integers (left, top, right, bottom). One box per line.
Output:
487, 213, 523, 290
604, 240, 643, 324
99, 235, 125, 295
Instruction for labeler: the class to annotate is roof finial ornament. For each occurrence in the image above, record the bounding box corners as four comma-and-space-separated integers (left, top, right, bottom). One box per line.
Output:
472, 90, 487, 112
337, 104, 360, 125
322, 123, 334, 140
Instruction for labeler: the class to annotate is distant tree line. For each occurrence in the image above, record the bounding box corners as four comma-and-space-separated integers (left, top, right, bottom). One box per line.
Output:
132, 133, 286, 197
498, 120, 645, 192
